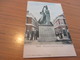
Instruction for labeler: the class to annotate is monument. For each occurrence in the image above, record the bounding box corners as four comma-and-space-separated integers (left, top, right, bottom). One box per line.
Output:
38, 5, 53, 26
38, 5, 55, 42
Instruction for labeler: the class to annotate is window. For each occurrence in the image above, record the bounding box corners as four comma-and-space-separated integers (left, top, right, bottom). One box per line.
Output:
63, 30, 67, 36
63, 19, 66, 24
26, 17, 28, 23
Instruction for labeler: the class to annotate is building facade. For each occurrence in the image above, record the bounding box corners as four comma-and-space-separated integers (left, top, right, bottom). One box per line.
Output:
25, 11, 39, 40
53, 14, 71, 41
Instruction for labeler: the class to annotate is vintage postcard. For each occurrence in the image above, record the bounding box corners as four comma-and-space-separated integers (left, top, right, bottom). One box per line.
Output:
23, 1, 76, 58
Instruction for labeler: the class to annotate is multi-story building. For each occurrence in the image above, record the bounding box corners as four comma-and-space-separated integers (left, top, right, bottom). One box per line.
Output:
25, 11, 39, 40
26, 11, 39, 31
53, 14, 71, 41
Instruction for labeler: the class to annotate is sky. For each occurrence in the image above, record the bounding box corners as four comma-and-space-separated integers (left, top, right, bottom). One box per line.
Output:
27, 1, 63, 22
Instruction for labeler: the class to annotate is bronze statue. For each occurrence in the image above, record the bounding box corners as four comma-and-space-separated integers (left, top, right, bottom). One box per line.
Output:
38, 5, 52, 25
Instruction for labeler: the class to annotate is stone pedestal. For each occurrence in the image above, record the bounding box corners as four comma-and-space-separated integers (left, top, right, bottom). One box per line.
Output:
38, 25, 57, 42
